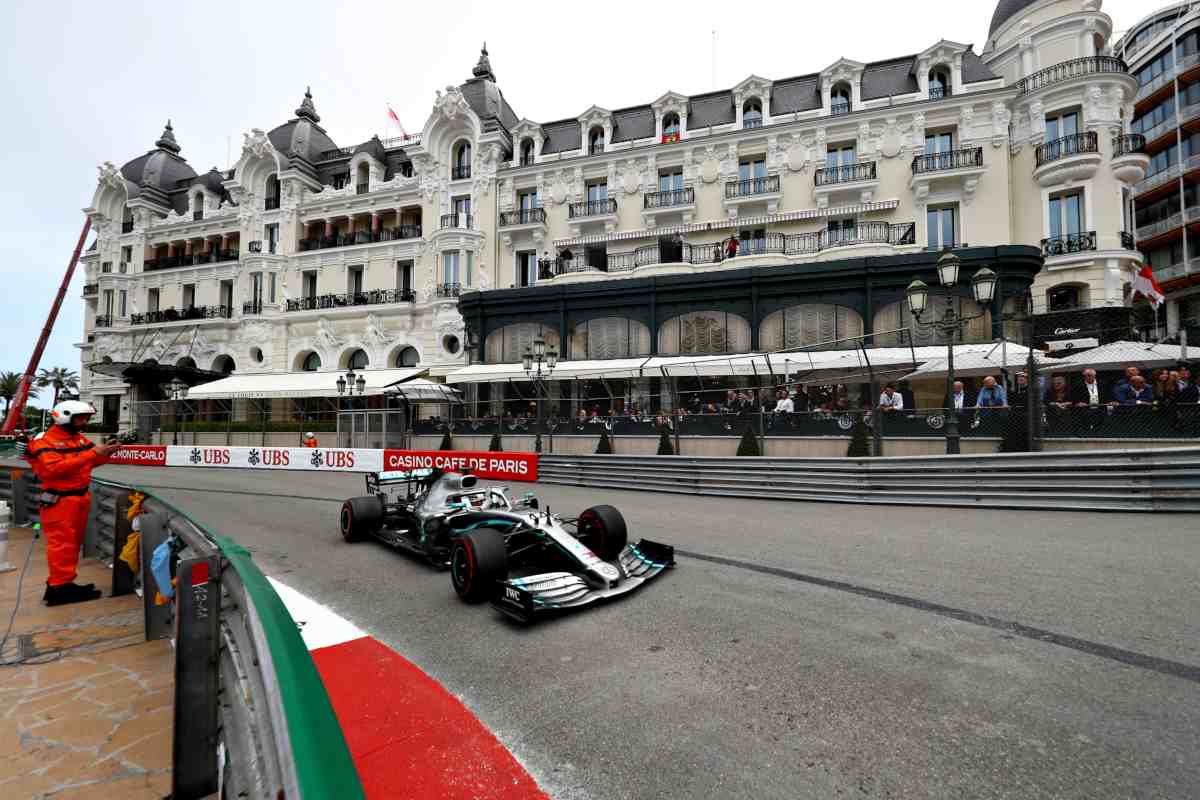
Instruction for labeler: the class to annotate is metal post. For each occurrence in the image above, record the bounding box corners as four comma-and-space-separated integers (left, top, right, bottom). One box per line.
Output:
172, 553, 221, 799
1026, 305, 1042, 452
943, 298, 961, 455
535, 378, 544, 454
137, 511, 173, 642
10, 469, 31, 527
111, 491, 137, 597
172, 397, 179, 446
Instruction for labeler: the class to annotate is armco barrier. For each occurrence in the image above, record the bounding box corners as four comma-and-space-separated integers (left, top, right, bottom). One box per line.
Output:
536, 448, 1200, 512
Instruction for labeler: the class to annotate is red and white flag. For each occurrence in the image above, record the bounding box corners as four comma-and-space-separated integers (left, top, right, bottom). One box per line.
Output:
386, 105, 407, 137
1131, 264, 1165, 307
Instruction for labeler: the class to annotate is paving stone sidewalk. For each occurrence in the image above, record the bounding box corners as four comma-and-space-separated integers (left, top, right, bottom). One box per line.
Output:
1, 525, 173, 799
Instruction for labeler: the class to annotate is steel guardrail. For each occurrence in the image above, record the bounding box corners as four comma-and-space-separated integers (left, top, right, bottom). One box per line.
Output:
535, 448, 1200, 512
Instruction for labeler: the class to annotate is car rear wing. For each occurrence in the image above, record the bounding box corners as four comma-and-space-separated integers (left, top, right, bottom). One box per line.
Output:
366, 467, 436, 494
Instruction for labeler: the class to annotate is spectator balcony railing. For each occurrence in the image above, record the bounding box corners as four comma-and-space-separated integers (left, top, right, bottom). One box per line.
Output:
451, 165, 471, 180
1035, 132, 1099, 167
830, 101, 851, 117
356, 183, 369, 195
928, 86, 950, 100
131, 305, 232, 325
243, 301, 264, 315
1015, 56, 1128, 94
440, 213, 474, 229
82, 283, 98, 296
569, 198, 618, 218
911, 147, 984, 175
814, 161, 877, 186
1113, 133, 1146, 157
1120, 231, 1136, 251
94, 315, 113, 328
724, 175, 780, 199
436, 283, 461, 298
121, 220, 135, 233
643, 188, 694, 209
285, 289, 415, 312
144, 250, 239, 271
499, 208, 547, 227
1041, 231, 1097, 257
296, 225, 423, 251
264, 196, 280, 210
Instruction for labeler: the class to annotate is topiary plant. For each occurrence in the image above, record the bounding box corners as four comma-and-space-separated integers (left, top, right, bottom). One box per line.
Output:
595, 427, 613, 454
736, 426, 760, 457
438, 430, 454, 451
656, 426, 675, 455
488, 432, 502, 452
846, 417, 871, 457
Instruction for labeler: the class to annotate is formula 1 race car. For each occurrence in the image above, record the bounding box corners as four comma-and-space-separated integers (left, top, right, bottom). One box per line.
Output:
339, 468, 674, 621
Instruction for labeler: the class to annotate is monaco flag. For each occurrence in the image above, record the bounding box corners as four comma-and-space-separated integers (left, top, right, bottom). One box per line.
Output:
386, 104, 407, 137
1131, 264, 1165, 307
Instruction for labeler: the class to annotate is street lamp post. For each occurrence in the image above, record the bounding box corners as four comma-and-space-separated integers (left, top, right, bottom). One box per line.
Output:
335, 367, 367, 445
522, 337, 558, 453
905, 252, 996, 455
167, 377, 189, 446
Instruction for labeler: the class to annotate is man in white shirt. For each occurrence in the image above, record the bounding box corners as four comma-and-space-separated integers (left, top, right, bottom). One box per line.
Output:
773, 390, 794, 414
879, 384, 903, 412
950, 381, 968, 411
1074, 368, 1102, 408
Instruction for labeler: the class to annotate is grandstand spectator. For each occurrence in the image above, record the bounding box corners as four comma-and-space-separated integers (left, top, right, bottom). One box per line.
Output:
1152, 368, 1173, 402
1179, 367, 1199, 404
1115, 374, 1154, 406
1178, 365, 1192, 393
773, 388, 794, 414
878, 384, 903, 412
950, 380, 970, 412
1116, 366, 1140, 395
1072, 369, 1104, 407
976, 375, 1007, 408
1009, 372, 1030, 408
1045, 375, 1072, 409
793, 385, 810, 412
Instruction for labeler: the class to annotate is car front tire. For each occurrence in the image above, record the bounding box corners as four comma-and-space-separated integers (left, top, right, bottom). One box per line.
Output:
450, 529, 508, 603
340, 496, 383, 542
577, 504, 628, 561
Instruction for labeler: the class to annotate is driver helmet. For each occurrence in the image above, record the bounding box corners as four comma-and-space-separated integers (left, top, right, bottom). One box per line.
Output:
305, 432, 315, 438
51, 400, 97, 426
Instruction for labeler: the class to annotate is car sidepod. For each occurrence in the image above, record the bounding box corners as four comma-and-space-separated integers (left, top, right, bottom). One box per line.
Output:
491, 538, 675, 623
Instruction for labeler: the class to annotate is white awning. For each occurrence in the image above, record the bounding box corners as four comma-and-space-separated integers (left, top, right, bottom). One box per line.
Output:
899, 344, 1044, 381
384, 379, 462, 401
187, 368, 427, 400
1046, 341, 1188, 373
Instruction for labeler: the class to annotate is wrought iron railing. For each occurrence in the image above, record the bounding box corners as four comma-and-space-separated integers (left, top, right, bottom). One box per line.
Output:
643, 188, 694, 209
911, 147, 984, 174
243, 301, 263, 315
520, 155, 536, 167
94, 315, 112, 328
378, 132, 422, 148
318, 145, 357, 160
1015, 56, 1128, 94
144, 250, 240, 271
436, 283, 461, 298
82, 283, 98, 295
356, 183, 369, 195
1041, 231, 1098, 257
725, 175, 780, 198
264, 196, 280, 210
1120, 231, 1135, 250
298, 226, 422, 251
830, 101, 850, 117
742, 118, 763, 129
569, 198, 617, 218
1034, 132, 1099, 167
1113, 133, 1146, 157
928, 86, 950, 100
121, 221, 134, 233
101, 262, 112, 273
818, 221, 894, 249
193, 210, 203, 221
131, 305, 232, 325
440, 213, 474, 229
285, 290, 415, 312
499, 208, 546, 226
814, 161, 877, 186
451, 165, 471, 180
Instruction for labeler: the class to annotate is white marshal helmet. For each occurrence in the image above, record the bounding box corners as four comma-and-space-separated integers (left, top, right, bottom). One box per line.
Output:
305, 432, 315, 438
51, 400, 98, 426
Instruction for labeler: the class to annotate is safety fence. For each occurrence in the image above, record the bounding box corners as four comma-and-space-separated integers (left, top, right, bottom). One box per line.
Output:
536, 449, 1200, 512
0, 459, 364, 800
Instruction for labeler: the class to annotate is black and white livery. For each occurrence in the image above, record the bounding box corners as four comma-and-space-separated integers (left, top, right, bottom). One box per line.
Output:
339, 468, 674, 621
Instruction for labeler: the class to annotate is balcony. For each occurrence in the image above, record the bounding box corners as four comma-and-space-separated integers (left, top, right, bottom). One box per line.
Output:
243, 301, 264, 316
297, 226, 423, 252
436, 283, 461, 298
912, 147, 983, 175
724, 175, 781, 199
1015, 56, 1128, 94
644, 188, 694, 209
131, 305, 232, 325
569, 198, 618, 219
440, 213, 474, 230
1136, 52, 1200, 106
265, 196, 280, 210
1137, 212, 1183, 242
144, 250, 239, 271
82, 283, 98, 296
815, 161, 877, 186
830, 102, 850, 117
1033, 132, 1100, 187
1120, 231, 1135, 251
284, 290, 415, 312
193, 210, 203, 221
451, 165, 471, 180
121, 221, 134, 234
1136, 163, 1183, 199
742, 118, 763, 130
519, 155, 536, 167
356, 183, 369, 195
95, 315, 112, 328
1040, 231, 1097, 258
1113, 133, 1151, 186
498, 208, 547, 227
928, 86, 950, 100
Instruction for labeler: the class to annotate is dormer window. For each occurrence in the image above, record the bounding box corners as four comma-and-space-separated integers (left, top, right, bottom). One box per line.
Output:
743, 99, 763, 129
265, 174, 281, 209
662, 112, 681, 144
831, 84, 852, 116
520, 138, 535, 166
929, 68, 951, 100
588, 127, 606, 155
452, 141, 472, 180
193, 192, 204, 221
355, 162, 369, 194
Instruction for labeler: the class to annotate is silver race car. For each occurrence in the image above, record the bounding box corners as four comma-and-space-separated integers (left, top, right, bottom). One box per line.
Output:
339, 468, 674, 621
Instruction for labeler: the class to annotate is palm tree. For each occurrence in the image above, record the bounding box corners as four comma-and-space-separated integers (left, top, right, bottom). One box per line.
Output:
1, 371, 39, 419
36, 367, 79, 407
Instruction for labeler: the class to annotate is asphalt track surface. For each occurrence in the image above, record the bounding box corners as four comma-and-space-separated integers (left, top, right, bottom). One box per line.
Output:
97, 465, 1200, 799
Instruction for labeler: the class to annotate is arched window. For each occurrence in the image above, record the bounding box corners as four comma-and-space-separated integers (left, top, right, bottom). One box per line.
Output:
929, 68, 951, 100
347, 348, 369, 370
588, 126, 605, 155
452, 141, 472, 180
395, 346, 420, 367
759, 305, 864, 351
175, 356, 197, 369
872, 297, 992, 346
355, 162, 369, 194
265, 174, 281, 209
485, 322, 560, 364
662, 112, 681, 143
658, 311, 751, 355
213, 355, 236, 374
302, 352, 321, 372
569, 318, 652, 359
831, 84, 852, 116
193, 192, 205, 220
743, 99, 763, 129
520, 138, 535, 166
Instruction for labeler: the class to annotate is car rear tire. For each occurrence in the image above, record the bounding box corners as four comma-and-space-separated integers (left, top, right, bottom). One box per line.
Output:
577, 504, 628, 561
450, 529, 507, 603
340, 496, 383, 542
